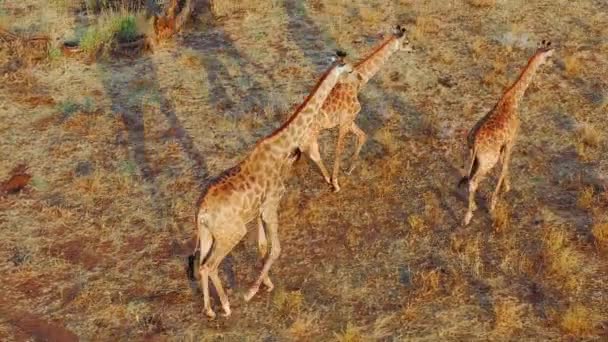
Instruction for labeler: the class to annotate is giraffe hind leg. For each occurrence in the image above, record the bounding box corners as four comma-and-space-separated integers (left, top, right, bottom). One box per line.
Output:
463, 155, 494, 226
458, 156, 479, 188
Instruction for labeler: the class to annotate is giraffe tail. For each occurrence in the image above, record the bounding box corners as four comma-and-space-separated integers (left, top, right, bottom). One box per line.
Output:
458, 147, 478, 188
187, 212, 214, 283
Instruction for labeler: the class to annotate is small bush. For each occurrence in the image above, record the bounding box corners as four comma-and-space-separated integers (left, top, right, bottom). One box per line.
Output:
79, 13, 140, 54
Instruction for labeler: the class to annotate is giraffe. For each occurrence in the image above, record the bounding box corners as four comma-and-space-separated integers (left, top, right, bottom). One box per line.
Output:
459, 40, 554, 225
189, 54, 353, 318
302, 25, 414, 192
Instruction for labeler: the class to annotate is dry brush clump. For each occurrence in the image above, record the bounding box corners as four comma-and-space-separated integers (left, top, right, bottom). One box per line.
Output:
493, 296, 528, 334
560, 304, 602, 337
591, 218, 608, 247
574, 122, 603, 161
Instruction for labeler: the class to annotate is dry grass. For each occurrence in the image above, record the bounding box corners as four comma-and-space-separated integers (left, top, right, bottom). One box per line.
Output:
592, 220, 608, 246
2, 0, 608, 340
491, 202, 510, 234
575, 122, 603, 161
560, 304, 601, 337
493, 297, 527, 334
577, 186, 595, 210
467, 0, 496, 7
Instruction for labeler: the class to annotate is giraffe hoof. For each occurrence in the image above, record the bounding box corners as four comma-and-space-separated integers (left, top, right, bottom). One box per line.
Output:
463, 212, 473, 226
205, 308, 216, 319
263, 278, 274, 292
222, 304, 231, 317
332, 180, 341, 192
243, 288, 258, 302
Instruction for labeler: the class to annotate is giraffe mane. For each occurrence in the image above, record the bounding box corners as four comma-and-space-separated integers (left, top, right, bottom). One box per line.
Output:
503, 50, 545, 96
263, 64, 336, 140
354, 35, 396, 68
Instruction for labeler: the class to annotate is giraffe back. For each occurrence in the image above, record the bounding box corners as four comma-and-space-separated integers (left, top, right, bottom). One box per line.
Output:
468, 99, 520, 150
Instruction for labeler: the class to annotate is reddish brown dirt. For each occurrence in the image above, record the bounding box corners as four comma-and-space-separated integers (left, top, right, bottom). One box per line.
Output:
0, 304, 79, 342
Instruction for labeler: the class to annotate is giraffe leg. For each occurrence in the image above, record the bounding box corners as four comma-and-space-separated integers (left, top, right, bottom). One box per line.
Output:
245, 205, 280, 302
501, 143, 514, 193
197, 227, 215, 318
463, 155, 494, 226
202, 224, 246, 318
331, 125, 349, 192
257, 216, 268, 258
345, 122, 367, 175
304, 134, 331, 185
490, 145, 510, 213
256, 216, 274, 291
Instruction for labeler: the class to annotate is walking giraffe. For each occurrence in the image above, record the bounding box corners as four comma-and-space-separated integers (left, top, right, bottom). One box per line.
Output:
460, 40, 554, 225
189, 53, 353, 318
303, 25, 414, 192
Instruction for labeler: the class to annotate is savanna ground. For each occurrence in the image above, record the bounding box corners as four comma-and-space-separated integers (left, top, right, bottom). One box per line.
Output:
1, 0, 608, 340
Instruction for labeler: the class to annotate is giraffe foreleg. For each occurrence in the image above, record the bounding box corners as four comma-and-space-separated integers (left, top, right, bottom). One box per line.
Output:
331, 125, 349, 192
256, 216, 274, 291
304, 134, 331, 185
501, 143, 514, 193
257, 216, 268, 258
490, 145, 510, 212
345, 122, 367, 175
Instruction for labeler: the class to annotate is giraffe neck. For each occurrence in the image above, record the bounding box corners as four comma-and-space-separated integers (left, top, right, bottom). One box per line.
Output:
503, 52, 546, 106
354, 37, 399, 86
260, 64, 344, 154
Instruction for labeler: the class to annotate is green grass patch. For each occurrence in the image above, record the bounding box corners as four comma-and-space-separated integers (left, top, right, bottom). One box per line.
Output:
79, 12, 141, 54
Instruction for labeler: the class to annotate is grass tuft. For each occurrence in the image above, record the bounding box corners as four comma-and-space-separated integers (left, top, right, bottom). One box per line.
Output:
273, 288, 304, 318
492, 202, 510, 233
494, 297, 527, 333
333, 322, 364, 342
79, 12, 141, 54
592, 220, 608, 246
577, 186, 595, 210
560, 304, 600, 337
467, 0, 496, 7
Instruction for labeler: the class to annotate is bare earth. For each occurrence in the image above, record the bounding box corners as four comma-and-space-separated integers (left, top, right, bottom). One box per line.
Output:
1, 0, 608, 340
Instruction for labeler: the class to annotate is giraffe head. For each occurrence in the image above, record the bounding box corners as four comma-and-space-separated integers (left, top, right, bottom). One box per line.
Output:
333, 50, 355, 75
392, 25, 414, 53
536, 39, 554, 61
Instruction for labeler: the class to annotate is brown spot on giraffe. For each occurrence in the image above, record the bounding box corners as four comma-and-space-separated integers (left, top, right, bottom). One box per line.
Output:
302, 25, 415, 192
460, 40, 555, 226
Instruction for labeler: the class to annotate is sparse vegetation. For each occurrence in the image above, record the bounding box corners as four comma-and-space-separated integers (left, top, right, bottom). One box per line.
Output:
79, 12, 141, 54
560, 304, 600, 337
492, 202, 510, 233
577, 186, 595, 210
592, 220, 608, 246
1, 0, 607, 340
467, 0, 496, 7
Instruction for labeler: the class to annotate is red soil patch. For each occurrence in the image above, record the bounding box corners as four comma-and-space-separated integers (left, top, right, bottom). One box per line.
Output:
17, 277, 46, 298
24, 95, 56, 108
0, 303, 78, 342
45, 238, 102, 270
